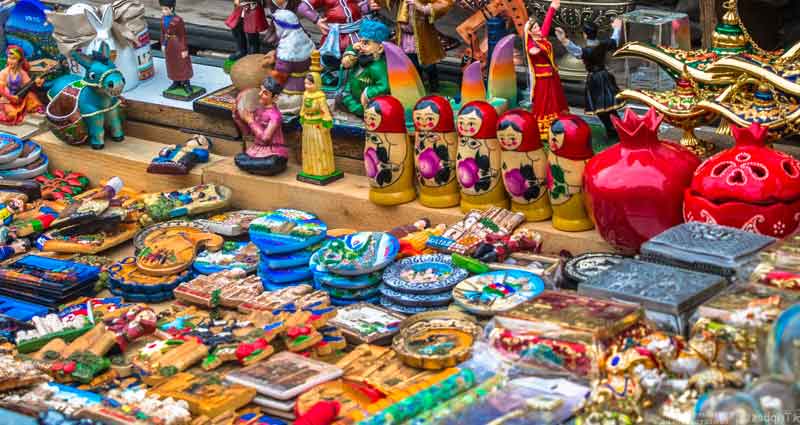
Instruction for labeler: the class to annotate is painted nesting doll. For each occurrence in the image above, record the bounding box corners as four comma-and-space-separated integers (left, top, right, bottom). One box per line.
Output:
456, 101, 509, 212
498, 109, 551, 221
364, 95, 416, 206
413, 96, 460, 208
547, 114, 594, 232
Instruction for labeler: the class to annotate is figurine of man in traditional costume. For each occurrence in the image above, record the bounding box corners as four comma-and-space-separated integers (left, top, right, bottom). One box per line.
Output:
389, 0, 453, 92
524, 0, 568, 140
297, 0, 380, 70
338, 19, 390, 117
225, 0, 268, 60
160, 0, 206, 100
556, 19, 623, 141
271, 9, 314, 113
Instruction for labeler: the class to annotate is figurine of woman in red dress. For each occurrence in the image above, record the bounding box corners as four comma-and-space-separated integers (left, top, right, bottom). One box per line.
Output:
524, 0, 568, 141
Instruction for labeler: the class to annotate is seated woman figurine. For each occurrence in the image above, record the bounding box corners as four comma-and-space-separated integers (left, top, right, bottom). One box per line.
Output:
0, 45, 44, 125
147, 135, 212, 175
233, 76, 288, 176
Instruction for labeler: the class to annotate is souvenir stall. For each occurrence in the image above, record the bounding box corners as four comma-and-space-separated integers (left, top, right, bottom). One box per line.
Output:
0, 0, 796, 424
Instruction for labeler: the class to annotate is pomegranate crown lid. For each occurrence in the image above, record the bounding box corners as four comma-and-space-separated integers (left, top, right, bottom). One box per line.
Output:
730, 122, 769, 147
611, 107, 663, 141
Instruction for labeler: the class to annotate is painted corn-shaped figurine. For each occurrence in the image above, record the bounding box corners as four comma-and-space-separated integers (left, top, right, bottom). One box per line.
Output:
413, 95, 459, 208
547, 114, 594, 231
456, 101, 508, 212
364, 95, 416, 206
498, 109, 551, 221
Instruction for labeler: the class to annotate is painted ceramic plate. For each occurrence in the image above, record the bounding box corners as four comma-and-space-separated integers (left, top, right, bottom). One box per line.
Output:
313, 270, 382, 290
330, 295, 380, 306
379, 284, 452, 307
195, 210, 267, 236
258, 262, 312, 284
260, 243, 320, 269
0, 153, 48, 180
0, 133, 23, 164
259, 274, 314, 292
392, 311, 482, 370
193, 241, 259, 275
382, 254, 468, 295
249, 209, 327, 255
329, 302, 404, 345
0, 141, 40, 170
133, 220, 208, 254
452, 270, 545, 316
379, 297, 447, 315
319, 283, 380, 301
310, 232, 399, 276
224, 351, 343, 400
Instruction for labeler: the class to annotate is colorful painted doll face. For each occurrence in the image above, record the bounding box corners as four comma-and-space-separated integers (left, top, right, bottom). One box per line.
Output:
355, 39, 384, 58
364, 106, 382, 131
304, 74, 316, 92
529, 21, 542, 38
413, 106, 440, 131
497, 125, 523, 150
6, 54, 18, 69
161, 6, 173, 16
259, 87, 275, 106
458, 111, 483, 137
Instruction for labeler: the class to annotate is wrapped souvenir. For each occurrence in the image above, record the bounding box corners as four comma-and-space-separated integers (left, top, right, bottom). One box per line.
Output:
546, 114, 594, 232
749, 233, 800, 295
364, 95, 416, 206
413, 96, 460, 208
456, 101, 508, 212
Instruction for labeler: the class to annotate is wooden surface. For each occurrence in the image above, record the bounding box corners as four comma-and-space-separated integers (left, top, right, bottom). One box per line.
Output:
125, 99, 240, 139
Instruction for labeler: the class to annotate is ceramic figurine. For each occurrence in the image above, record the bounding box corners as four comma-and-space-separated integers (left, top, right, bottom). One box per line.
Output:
364, 95, 416, 206
497, 109, 551, 221
270, 10, 313, 114
46, 42, 125, 149
387, 0, 453, 92
685, 122, 800, 238
555, 19, 623, 140
523, 0, 568, 140
585, 108, 700, 253
225, 0, 268, 60
297, 51, 343, 185
338, 19, 390, 117
413, 96, 459, 208
456, 101, 508, 212
297, 0, 379, 70
546, 114, 593, 231
0, 45, 44, 125
147, 134, 212, 175
159, 0, 205, 101
234, 76, 289, 176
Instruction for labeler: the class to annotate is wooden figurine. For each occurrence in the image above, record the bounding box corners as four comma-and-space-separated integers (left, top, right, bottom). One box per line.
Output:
0, 45, 44, 125
413, 96, 459, 208
456, 101, 508, 212
498, 109, 551, 221
147, 134, 212, 175
233, 76, 289, 176
160, 0, 206, 101
339, 19, 390, 117
271, 10, 313, 114
364, 95, 416, 206
225, 0, 268, 60
297, 51, 343, 185
546, 114, 594, 231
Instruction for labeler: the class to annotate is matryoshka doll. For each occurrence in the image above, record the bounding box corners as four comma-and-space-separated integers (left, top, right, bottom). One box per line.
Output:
498, 109, 551, 221
364, 95, 416, 206
547, 114, 594, 231
413, 96, 460, 208
456, 101, 509, 212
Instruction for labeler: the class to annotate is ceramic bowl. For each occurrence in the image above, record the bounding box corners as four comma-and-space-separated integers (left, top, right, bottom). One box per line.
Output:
382, 254, 468, 295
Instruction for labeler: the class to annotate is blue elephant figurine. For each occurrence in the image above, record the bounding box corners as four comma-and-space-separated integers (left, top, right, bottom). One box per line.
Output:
46, 42, 126, 149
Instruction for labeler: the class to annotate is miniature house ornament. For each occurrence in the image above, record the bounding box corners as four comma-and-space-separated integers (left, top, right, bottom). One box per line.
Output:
546, 114, 593, 232
364, 95, 416, 206
497, 109, 551, 221
160, 0, 205, 101
413, 96, 460, 208
456, 101, 509, 212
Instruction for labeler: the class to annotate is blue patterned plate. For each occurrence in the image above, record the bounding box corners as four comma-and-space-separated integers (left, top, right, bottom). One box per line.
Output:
379, 296, 448, 315
259, 275, 314, 292
310, 232, 399, 276
0, 133, 23, 164
249, 209, 327, 255
382, 254, 468, 295
0, 141, 39, 170
258, 262, 312, 284
452, 270, 545, 316
313, 270, 382, 290
193, 241, 259, 275
331, 295, 380, 307
260, 242, 320, 269
319, 283, 380, 300
378, 284, 452, 307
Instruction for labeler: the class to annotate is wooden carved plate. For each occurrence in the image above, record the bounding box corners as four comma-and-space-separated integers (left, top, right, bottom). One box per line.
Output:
135, 225, 224, 276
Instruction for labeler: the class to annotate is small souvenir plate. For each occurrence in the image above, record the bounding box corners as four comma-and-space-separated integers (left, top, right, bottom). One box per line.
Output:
261, 243, 320, 269
224, 351, 343, 400
249, 209, 327, 255
0, 133, 23, 164
382, 254, 468, 295
319, 283, 380, 300
259, 262, 312, 284
453, 270, 545, 316
313, 270, 381, 290
310, 232, 399, 276
392, 311, 482, 370
329, 302, 405, 345
0, 141, 40, 170
0, 153, 48, 180
563, 253, 626, 289
379, 284, 452, 307
380, 297, 446, 315
193, 241, 259, 275
259, 275, 314, 292
330, 295, 380, 306
195, 210, 267, 236
133, 220, 208, 254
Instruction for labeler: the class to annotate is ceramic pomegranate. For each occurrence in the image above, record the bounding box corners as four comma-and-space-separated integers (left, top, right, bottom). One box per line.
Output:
584, 108, 701, 253
684, 122, 800, 238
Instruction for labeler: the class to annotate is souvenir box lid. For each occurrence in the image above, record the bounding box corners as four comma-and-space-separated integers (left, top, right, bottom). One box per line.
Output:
224, 351, 343, 400
497, 290, 645, 342
695, 283, 800, 326
580, 259, 727, 315
640, 222, 775, 277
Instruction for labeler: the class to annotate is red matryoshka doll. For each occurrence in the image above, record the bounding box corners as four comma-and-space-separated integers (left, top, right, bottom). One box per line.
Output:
498, 109, 552, 221
547, 114, 594, 231
364, 95, 416, 206
456, 101, 509, 212
413, 96, 460, 208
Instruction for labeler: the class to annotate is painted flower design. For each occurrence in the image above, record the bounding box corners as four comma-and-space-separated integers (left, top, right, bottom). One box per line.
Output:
504, 168, 528, 197
458, 158, 479, 188
417, 148, 442, 179
364, 147, 379, 178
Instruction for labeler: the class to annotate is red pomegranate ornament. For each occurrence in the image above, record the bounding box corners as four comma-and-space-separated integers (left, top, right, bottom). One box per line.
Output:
584, 108, 700, 253
684, 122, 800, 238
